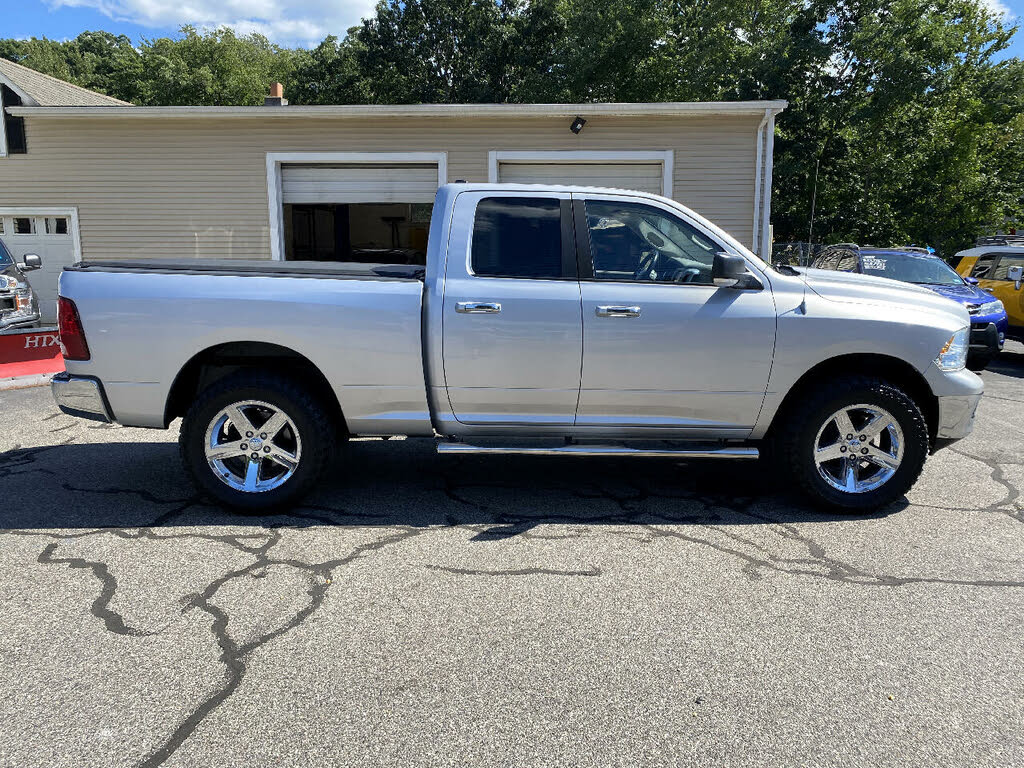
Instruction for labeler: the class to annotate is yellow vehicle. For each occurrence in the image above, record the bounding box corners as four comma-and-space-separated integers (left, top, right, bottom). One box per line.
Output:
955, 238, 1024, 343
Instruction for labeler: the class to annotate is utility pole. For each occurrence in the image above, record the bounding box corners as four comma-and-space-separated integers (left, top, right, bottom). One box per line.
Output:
808, 157, 820, 245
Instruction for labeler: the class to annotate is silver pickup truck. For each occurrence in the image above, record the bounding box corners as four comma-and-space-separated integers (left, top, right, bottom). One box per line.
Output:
52, 183, 982, 512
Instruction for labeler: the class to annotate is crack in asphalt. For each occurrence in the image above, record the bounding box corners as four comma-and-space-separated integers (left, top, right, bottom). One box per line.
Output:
132, 524, 436, 767
425, 564, 602, 577
37, 541, 159, 637
948, 448, 1023, 523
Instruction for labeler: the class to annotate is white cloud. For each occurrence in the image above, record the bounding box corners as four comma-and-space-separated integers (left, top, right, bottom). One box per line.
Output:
49, 0, 380, 46
979, 0, 1013, 18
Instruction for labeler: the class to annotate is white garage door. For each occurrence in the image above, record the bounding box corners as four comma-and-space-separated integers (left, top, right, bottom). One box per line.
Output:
497, 162, 665, 195
0, 213, 77, 325
281, 164, 439, 204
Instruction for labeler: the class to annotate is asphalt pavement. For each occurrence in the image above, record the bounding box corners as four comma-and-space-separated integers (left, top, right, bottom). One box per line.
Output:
1, 346, 1022, 767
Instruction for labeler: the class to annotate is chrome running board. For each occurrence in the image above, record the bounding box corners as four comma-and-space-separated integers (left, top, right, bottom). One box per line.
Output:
436, 442, 758, 459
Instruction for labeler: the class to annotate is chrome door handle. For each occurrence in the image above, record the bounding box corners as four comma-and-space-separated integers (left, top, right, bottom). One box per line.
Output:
596, 305, 642, 318
455, 301, 502, 314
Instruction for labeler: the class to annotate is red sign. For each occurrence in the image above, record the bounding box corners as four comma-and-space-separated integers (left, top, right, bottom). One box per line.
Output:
0, 329, 65, 378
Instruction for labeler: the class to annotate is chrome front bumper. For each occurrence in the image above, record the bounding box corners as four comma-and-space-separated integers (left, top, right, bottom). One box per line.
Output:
935, 392, 982, 441
51, 373, 113, 423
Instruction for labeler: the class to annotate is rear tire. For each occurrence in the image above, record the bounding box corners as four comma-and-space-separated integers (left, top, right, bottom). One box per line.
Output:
179, 371, 337, 511
774, 376, 929, 512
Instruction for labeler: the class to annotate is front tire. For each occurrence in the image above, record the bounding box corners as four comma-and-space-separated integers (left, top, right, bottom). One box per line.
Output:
179, 371, 337, 511
776, 376, 930, 512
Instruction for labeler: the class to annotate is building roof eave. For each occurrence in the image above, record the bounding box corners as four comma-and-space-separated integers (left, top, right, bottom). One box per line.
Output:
6, 100, 788, 119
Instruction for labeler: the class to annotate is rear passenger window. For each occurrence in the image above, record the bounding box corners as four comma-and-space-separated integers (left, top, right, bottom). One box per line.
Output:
471, 197, 563, 279
835, 252, 859, 271
971, 254, 999, 279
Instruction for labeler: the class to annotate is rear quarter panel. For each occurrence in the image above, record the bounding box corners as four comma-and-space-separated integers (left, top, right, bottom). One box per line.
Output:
59, 270, 432, 435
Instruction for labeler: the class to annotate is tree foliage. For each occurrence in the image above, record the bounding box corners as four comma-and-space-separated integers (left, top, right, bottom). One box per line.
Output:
1, 0, 1020, 252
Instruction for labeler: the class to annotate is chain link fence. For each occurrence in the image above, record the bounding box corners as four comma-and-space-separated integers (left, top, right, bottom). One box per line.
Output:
771, 242, 824, 266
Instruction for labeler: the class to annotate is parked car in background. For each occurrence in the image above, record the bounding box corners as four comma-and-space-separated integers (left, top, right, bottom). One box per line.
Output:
809, 245, 1008, 370
52, 184, 982, 513
954, 237, 1024, 345
0, 237, 42, 330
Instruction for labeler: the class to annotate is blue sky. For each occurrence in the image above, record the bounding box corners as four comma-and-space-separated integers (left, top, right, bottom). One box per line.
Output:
5, 0, 1024, 58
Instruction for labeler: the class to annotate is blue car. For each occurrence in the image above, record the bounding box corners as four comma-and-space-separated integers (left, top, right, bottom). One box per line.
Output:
809, 246, 1009, 370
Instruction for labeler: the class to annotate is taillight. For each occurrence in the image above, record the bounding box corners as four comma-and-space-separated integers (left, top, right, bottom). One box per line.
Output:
57, 297, 90, 361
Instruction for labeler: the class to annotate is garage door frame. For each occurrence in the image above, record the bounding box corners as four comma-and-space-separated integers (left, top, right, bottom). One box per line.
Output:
266, 151, 448, 261
488, 150, 674, 198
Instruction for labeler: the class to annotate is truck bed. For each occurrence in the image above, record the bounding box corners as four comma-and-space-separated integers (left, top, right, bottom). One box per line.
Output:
57, 259, 432, 435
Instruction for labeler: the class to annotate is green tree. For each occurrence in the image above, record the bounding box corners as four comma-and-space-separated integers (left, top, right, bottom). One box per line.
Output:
132, 26, 297, 106
288, 35, 368, 104
353, 0, 562, 103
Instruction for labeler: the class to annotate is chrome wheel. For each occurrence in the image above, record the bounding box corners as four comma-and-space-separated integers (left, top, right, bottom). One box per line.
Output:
204, 400, 302, 493
813, 403, 903, 494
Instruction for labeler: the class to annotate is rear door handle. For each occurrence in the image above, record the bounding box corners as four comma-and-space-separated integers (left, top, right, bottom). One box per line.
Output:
596, 305, 642, 318
455, 301, 502, 314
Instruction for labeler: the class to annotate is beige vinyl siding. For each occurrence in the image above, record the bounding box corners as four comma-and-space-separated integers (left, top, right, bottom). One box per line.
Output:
0, 114, 760, 261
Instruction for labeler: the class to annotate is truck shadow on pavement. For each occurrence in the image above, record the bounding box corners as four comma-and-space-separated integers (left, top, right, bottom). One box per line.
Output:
0, 436, 905, 532
986, 346, 1024, 379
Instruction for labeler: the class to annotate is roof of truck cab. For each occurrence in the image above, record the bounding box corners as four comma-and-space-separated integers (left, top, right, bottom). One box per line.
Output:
954, 245, 1024, 258
441, 182, 670, 196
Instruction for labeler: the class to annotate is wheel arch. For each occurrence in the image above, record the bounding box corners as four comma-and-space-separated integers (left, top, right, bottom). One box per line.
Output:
767, 353, 938, 441
163, 341, 347, 434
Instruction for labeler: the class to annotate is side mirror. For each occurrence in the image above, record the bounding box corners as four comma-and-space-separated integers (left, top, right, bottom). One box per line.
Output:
1008, 265, 1023, 290
964, 276, 979, 285
19, 253, 41, 271
712, 252, 748, 288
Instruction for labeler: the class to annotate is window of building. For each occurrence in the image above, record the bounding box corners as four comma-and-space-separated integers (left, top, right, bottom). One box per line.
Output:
584, 200, 718, 284
283, 202, 432, 264
1, 84, 27, 155
471, 197, 563, 279
45, 217, 69, 235
13, 217, 34, 234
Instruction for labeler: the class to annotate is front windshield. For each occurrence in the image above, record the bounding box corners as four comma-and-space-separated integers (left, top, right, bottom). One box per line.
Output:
0, 238, 13, 267
860, 252, 963, 286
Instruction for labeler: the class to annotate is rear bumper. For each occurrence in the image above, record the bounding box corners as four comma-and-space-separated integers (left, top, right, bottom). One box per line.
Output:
51, 372, 113, 423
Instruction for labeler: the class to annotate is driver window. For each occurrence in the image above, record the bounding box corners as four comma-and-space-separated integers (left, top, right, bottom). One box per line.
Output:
993, 255, 1024, 280
583, 200, 719, 284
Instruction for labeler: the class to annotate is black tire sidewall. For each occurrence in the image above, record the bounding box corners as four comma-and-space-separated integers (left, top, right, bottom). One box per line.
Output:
180, 373, 335, 511
787, 379, 929, 512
